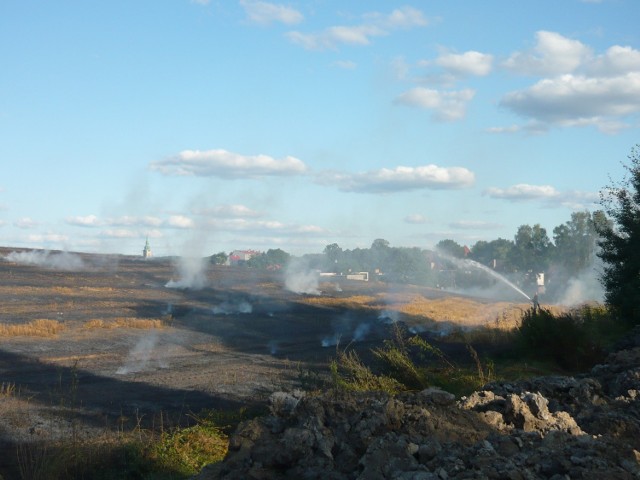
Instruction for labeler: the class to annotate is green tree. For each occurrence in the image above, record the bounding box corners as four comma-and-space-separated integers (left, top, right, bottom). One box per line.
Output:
323, 243, 342, 272
510, 224, 551, 273
470, 238, 514, 272
210, 251, 228, 265
596, 146, 640, 324
435, 239, 465, 258
246, 249, 290, 269
552, 211, 601, 276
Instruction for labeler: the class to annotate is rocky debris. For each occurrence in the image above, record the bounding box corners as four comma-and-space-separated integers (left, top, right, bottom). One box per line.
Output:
196, 345, 640, 480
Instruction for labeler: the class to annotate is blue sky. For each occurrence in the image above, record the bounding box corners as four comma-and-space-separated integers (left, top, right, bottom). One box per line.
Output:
1, 0, 639, 257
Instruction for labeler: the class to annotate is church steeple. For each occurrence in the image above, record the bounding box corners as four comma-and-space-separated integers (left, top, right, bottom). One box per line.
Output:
142, 237, 152, 259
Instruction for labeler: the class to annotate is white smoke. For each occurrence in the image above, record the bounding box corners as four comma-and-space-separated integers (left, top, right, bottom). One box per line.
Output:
285, 258, 320, 295
4, 250, 85, 271
321, 333, 341, 347
268, 340, 279, 355
165, 256, 207, 290
378, 309, 400, 324
557, 269, 604, 306
116, 332, 167, 375
352, 322, 371, 342
212, 300, 253, 315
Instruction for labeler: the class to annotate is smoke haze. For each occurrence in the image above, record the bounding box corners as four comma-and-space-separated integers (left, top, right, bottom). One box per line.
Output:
165, 256, 208, 289
3, 250, 85, 271
284, 258, 320, 295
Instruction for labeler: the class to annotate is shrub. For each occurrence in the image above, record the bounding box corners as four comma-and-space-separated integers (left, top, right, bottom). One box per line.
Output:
516, 306, 609, 370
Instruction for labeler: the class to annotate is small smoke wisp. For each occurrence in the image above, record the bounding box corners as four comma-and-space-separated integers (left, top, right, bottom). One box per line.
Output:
321, 333, 341, 348
352, 322, 371, 342
212, 300, 253, 315
116, 332, 167, 375
4, 250, 85, 271
285, 258, 320, 295
378, 309, 400, 324
268, 340, 279, 355
165, 256, 207, 290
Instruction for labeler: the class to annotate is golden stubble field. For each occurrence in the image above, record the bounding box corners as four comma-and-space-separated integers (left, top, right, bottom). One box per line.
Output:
0, 247, 553, 453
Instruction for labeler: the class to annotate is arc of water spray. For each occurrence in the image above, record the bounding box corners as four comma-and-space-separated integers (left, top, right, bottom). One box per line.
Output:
462, 259, 531, 301
435, 252, 531, 301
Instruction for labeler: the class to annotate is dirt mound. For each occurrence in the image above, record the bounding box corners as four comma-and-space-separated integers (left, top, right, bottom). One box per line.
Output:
198, 329, 640, 479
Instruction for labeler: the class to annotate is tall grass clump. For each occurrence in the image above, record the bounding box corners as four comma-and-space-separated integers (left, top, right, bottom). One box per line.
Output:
330, 324, 494, 397
515, 304, 622, 371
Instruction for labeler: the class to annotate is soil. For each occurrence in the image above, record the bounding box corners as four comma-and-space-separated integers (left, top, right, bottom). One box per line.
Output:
0, 248, 532, 476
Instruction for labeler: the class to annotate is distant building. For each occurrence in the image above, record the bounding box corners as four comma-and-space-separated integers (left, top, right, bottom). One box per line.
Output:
142, 237, 152, 259
228, 249, 259, 266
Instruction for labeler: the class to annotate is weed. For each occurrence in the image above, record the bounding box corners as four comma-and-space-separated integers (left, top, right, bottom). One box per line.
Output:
0, 382, 16, 397
329, 348, 404, 394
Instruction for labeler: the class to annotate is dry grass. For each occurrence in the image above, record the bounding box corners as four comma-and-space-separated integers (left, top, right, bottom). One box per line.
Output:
83, 317, 165, 330
302, 294, 378, 309
301, 292, 568, 331
0, 319, 65, 337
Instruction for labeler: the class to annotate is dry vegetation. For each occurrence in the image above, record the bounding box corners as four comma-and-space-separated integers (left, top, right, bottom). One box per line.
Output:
0, 319, 66, 337
83, 317, 167, 330
301, 292, 568, 330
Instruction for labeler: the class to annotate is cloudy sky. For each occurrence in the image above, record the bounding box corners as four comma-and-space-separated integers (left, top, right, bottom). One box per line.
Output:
1, 1, 639, 257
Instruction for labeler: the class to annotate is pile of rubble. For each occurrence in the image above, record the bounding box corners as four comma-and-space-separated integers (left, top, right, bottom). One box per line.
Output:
198, 331, 640, 479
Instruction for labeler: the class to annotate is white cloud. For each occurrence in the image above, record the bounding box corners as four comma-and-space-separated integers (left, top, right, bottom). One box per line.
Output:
436, 51, 493, 77
484, 184, 598, 210
395, 87, 475, 121
485, 184, 560, 201
503, 31, 592, 76
286, 6, 427, 51
207, 217, 327, 236
404, 214, 427, 224
498, 33, 640, 133
364, 6, 428, 29
240, 0, 303, 26
318, 164, 475, 193
150, 149, 308, 178
554, 190, 600, 210
15, 217, 38, 229
166, 215, 195, 229
66, 214, 102, 227
485, 125, 521, 134
586, 45, 640, 77
500, 73, 640, 131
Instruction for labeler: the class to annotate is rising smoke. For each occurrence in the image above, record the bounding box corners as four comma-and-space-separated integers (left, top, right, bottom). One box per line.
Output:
3, 250, 85, 271
165, 256, 208, 290
284, 257, 320, 295
116, 332, 167, 375
212, 299, 253, 315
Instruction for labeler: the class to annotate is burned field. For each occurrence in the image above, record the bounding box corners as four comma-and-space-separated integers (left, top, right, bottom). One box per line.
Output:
0, 249, 531, 455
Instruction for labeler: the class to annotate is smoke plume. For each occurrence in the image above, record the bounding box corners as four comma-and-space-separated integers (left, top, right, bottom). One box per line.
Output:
116, 332, 167, 375
212, 300, 253, 315
284, 258, 320, 295
3, 250, 85, 271
165, 256, 208, 289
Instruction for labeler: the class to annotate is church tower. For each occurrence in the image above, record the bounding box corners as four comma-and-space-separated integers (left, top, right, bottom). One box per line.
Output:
142, 237, 152, 259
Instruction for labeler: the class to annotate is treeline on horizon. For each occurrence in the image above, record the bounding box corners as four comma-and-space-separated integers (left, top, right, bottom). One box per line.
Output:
211, 210, 608, 302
